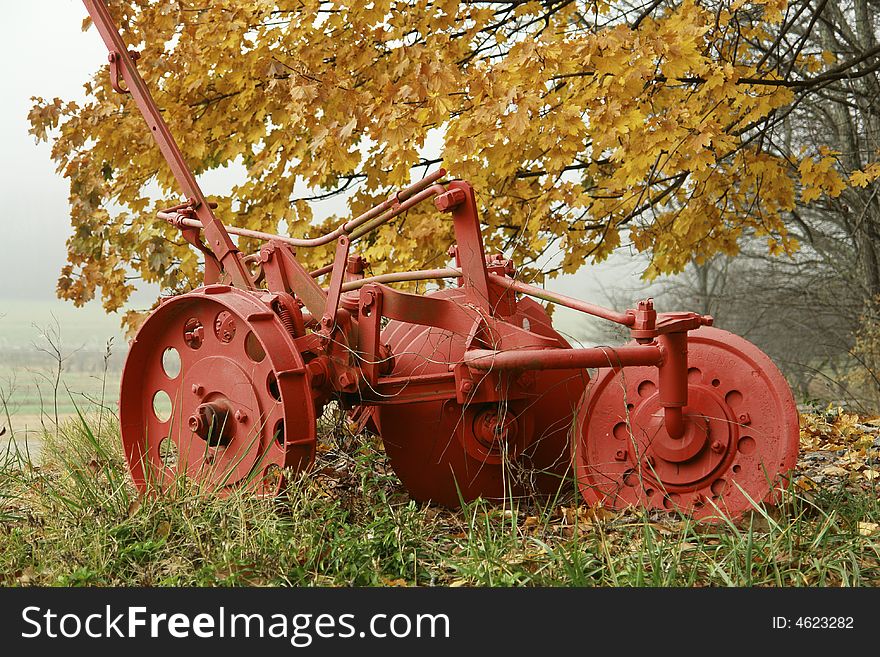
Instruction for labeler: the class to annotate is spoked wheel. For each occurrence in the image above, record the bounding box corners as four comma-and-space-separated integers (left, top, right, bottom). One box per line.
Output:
375, 288, 588, 507
575, 326, 799, 520
119, 286, 317, 496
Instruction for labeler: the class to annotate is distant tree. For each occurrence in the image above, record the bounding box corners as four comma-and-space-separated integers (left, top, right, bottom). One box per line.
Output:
653, 1, 880, 409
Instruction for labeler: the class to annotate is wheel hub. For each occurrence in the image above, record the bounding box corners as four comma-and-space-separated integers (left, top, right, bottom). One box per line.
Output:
188, 401, 233, 446
626, 387, 732, 488
464, 408, 522, 463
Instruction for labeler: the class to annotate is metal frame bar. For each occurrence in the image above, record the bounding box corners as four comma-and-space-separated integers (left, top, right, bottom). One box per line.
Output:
82, 0, 253, 289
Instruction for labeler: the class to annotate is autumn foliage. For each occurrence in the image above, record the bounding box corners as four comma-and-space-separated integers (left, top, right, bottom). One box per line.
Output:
29, 0, 880, 329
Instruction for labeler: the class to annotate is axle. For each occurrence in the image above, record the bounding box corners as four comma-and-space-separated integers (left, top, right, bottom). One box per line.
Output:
463, 345, 663, 370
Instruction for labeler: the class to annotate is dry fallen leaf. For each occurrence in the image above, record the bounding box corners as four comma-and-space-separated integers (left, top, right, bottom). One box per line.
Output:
17, 566, 37, 586
382, 578, 409, 587
522, 516, 540, 529
858, 521, 879, 536
156, 520, 171, 539
796, 477, 818, 491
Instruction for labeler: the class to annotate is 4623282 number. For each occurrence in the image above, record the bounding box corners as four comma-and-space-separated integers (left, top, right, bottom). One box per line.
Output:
795, 617, 854, 629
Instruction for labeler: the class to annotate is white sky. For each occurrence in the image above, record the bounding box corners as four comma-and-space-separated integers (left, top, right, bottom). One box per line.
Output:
0, 0, 652, 340
0, 1, 106, 301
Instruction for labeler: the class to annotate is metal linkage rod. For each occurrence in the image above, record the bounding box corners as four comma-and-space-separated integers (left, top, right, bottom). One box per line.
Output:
487, 273, 635, 326
309, 263, 334, 278
344, 174, 445, 241
464, 345, 662, 371
340, 268, 461, 292
335, 269, 637, 331
159, 171, 447, 248
82, 0, 253, 289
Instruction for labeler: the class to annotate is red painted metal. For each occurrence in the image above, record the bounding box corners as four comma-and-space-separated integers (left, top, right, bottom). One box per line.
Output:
82, 0, 801, 519
341, 267, 460, 292
487, 274, 637, 326
321, 237, 351, 331
373, 288, 587, 506
436, 182, 502, 313
119, 287, 317, 496
159, 173, 447, 249
574, 326, 800, 520
464, 345, 663, 371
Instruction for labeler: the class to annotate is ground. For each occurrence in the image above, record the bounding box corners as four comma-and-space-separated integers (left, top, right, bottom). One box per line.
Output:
1, 406, 878, 587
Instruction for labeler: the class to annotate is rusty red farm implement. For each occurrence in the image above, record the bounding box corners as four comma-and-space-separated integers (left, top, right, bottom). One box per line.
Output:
81, 1, 799, 520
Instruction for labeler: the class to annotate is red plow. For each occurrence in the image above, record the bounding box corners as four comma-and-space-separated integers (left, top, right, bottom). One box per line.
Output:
83, 1, 799, 520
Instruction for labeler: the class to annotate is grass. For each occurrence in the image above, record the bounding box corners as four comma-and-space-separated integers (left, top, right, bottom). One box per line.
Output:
1, 409, 879, 587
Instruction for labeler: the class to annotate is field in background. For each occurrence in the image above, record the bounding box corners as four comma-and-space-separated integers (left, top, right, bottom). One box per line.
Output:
0, 299, 125, 443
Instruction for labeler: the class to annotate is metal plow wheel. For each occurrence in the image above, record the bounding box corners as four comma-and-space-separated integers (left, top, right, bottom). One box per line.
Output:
575, 326, 799, 520
119, 287, 317, 496
375, 289, 588, 507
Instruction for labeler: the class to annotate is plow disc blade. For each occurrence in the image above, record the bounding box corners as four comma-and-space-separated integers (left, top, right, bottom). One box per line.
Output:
375, 288, 587, 507
119, 286, 316, 496
575, 326, 799, 520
